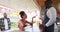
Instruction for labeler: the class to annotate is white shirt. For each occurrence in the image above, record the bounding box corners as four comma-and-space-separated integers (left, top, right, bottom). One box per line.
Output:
4, 18, 9, 30
46, 7, 57, 27
46, 7, 58, 32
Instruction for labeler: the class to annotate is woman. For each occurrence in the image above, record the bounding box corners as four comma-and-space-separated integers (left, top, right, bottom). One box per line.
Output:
18, 11, 35, 32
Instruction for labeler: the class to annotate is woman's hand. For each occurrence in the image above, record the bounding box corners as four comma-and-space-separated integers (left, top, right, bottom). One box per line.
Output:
32, 16, 36, 22
30, 16, 36, 26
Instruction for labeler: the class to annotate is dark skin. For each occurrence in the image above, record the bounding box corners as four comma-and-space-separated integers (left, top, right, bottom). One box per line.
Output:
39, 0, 53, 31
18, 14, 36, 31
39, 24, 47, 30
22, 14, 33, 25
0, 13, 7, 31
4, 13, 7, 18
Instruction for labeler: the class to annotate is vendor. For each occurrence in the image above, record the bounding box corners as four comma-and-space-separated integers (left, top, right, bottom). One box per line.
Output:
40, 0, 57, 32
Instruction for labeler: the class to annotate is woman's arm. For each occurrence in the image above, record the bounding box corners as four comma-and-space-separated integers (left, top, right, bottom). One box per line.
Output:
26, 16, 36, 25
26, 21, 32, 25
18, 20, 24, 31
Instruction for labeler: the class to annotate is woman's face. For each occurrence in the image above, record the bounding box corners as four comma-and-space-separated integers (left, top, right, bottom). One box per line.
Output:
23, 14, 27, 19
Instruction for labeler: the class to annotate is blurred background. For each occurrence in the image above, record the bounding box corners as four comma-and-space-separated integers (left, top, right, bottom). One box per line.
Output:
0, 0, 60, 32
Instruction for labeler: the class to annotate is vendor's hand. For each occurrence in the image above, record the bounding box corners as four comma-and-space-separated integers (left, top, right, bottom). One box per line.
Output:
39, 24, 45, 30
39, 24, 47, 30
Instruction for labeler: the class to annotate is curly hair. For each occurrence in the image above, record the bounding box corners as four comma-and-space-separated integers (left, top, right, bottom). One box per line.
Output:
19, 11, 25, 18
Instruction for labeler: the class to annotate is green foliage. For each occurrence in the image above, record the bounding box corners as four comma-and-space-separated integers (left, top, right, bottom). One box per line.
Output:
11, 22, 18, 28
